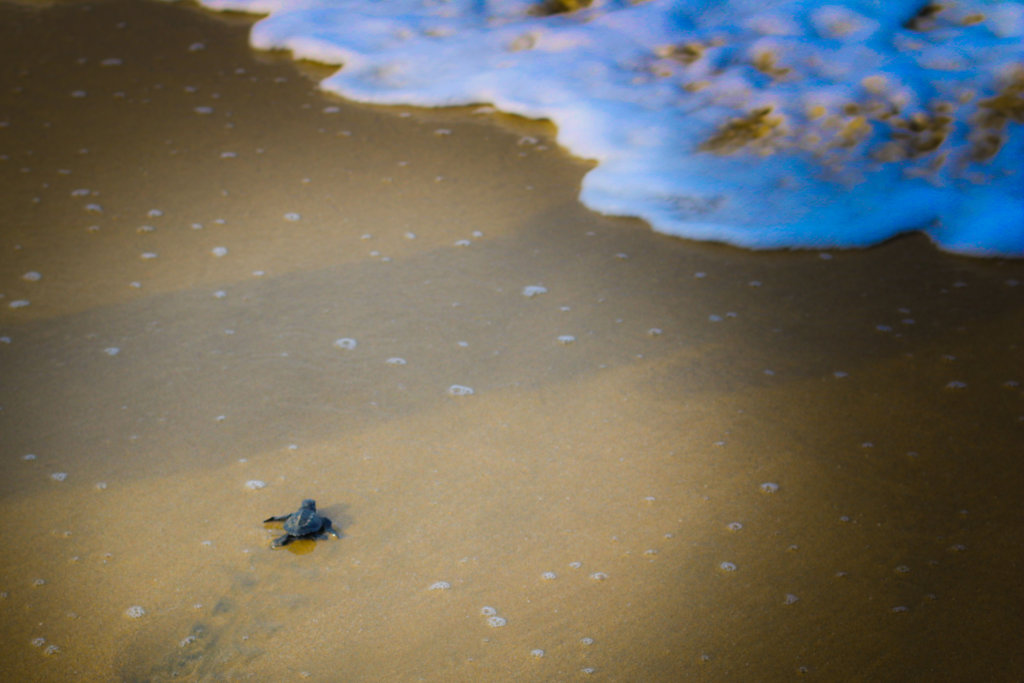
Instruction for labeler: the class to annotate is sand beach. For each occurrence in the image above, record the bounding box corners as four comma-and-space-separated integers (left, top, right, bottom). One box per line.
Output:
1, 1, 1022, 680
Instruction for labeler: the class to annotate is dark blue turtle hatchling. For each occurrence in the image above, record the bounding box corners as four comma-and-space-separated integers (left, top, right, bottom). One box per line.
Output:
263, 499, 339, 548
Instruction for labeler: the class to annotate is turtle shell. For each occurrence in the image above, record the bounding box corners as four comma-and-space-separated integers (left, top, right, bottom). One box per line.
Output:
284, 500, 323, 536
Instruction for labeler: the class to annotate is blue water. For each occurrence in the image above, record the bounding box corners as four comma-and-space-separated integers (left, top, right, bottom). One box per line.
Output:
198, 0, 1024, 257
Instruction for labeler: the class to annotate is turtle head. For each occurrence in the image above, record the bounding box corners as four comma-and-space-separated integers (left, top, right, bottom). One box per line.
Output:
300, 499, 316, 510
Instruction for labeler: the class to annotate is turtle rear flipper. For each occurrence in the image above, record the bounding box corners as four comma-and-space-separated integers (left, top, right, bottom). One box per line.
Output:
271, 534, 294, 548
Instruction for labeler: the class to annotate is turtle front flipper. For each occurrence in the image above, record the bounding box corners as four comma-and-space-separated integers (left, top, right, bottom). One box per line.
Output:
271, 533, 294, 548
263, 513, 292, 523
321, 517, 340, 539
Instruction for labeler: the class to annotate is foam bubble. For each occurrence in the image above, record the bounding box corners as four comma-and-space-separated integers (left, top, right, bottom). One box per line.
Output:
385, 357, 407, 366
428, 581, 451, 591
486, 616, 507, 628
21, 271, 41, 282
50, 472, 67, 482
211, 246, 228, 257
541, 571, 557, 580
333, 337, 358, 350
447, 384, 474, 396
718, 561, 737, 572
530, 649, 545, 658
244, 480, 266, 490
759, 482, 779, 494
521, 285, 547, 298
125, 605, 147, 618
284, 212, 301, 222
480, 606, 497, 616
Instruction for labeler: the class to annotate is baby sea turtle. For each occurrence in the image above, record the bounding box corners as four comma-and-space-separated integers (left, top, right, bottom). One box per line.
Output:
263, 499, 339, 548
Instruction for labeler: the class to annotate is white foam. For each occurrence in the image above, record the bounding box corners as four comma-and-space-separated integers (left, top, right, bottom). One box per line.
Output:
196, 0, 1023, 257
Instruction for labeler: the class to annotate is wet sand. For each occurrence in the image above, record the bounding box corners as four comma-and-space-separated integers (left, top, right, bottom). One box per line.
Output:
1, 1, 1023, 680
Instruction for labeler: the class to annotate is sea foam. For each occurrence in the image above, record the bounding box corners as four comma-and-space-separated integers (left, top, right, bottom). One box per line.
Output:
196, 0, 1024, 257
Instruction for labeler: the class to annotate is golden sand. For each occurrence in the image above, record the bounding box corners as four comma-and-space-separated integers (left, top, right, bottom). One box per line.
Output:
1, 1, 1022, 680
